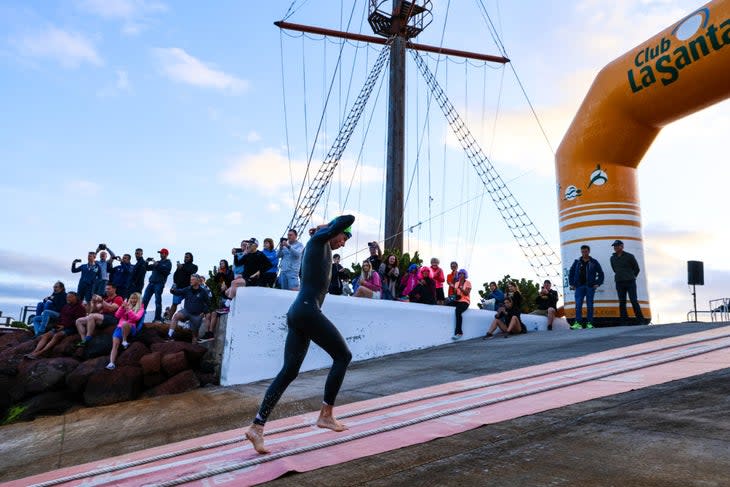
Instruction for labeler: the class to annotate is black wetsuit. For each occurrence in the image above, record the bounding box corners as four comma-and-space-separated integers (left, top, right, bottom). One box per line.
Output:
254, 215, 355, 425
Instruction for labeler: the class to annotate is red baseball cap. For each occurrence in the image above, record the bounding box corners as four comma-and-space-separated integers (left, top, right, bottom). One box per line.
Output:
158, 248, 169, 255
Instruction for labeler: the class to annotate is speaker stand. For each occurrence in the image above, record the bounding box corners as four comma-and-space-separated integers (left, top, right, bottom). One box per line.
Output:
691, 283, 698, 322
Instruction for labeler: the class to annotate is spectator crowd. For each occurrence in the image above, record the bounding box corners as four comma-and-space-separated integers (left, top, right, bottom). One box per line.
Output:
26, 230, 571, 366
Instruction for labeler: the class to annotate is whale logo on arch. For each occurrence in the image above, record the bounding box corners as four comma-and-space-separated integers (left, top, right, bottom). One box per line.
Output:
672, 7, 709, 41
588, 164, 608, 188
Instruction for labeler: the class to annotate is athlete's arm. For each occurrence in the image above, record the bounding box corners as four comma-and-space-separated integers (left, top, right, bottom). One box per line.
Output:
310, 215, 355, 243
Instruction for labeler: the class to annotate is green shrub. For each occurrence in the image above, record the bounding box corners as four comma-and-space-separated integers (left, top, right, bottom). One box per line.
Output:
9, 321, 30, 330
478, 274, 539, 313
2, 405, 27, 425
350, 248, 423, 279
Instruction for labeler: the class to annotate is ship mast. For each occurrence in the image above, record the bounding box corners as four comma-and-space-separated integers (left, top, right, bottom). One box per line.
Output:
276, 1, 508, 253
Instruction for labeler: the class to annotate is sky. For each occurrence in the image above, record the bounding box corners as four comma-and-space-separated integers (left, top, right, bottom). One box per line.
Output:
1, 0, 728, 324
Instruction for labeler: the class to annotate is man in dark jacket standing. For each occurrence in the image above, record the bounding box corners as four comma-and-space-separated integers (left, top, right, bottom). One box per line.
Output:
610, 240, 647, 325
142, 248, 173, 322
130, 248, 147, 295
568, 245, 604, 329
111, 254, 134, 299
168, 274, 211, 343
239, 238, 273, 286
169, 252, 199, 317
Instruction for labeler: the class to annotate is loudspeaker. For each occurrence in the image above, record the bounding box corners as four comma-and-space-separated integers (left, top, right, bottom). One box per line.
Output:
687, 260, 704, 286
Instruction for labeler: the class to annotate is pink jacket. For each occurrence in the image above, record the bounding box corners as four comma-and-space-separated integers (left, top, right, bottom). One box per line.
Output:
400, 273, 419, 297
115, 304, 146, 327
359, 271, 382, 292
431, 266, 445, 288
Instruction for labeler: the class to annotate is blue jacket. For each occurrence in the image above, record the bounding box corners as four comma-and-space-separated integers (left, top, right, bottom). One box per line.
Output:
262, 248, 279, 274
277, 241, 304, 274
147, 258, 172, 284
170, 285, 211, 315
569, 257, 605, 288
112, 262, 133, 292
72, 261, 99, 284
488, 289, 505, 308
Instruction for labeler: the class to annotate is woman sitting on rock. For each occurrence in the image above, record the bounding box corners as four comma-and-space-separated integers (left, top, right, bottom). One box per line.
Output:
106, 292, 145, 370
353, 260, 382, 299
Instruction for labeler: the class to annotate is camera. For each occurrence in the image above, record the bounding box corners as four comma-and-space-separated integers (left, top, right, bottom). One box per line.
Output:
234, 248, 243, 253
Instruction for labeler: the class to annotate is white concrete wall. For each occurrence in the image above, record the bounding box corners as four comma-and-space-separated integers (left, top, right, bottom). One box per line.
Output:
220, 287, 568, 386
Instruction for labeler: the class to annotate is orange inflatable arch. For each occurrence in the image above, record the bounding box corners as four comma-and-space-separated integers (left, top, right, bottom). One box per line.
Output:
556, 0, 730, 324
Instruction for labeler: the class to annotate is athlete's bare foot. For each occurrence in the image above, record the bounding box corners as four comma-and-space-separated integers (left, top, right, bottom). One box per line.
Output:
245, 424, 270, 454
316, 404, 348, 432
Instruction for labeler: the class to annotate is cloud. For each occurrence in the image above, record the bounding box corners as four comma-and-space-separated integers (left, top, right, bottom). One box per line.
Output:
152, 48, 248, 94
219, 148, 383, 195
247, 131, 261, 143
77, 0, 167, 35
0, 249, 70, 279
64, 179, 102, 195
78, 0, 167, 18
223, 211, 243, 226
97, 69, 131, 97
117, 207, 233, 245
12, 27, 103, 68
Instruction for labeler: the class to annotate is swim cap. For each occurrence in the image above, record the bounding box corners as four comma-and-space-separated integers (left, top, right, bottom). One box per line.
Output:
457, 269, 468, 279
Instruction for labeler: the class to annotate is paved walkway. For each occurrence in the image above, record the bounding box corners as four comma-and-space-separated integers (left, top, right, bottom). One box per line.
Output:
2, 322, 728, 483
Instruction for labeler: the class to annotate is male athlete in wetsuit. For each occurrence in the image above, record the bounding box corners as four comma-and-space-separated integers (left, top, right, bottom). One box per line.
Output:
245, 214, 355, 454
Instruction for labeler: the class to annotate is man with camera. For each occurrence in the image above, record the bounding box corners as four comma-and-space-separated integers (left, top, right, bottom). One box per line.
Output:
111, 253, 134, 299
277, 229, 304, 291
142, 248, 173, 322
531, 280, 559, 330
71, 251, 100, 303
92, 243, 116, 297
232, 240, 249, 278
366, 241, 382, 271
239, 238, 272, 286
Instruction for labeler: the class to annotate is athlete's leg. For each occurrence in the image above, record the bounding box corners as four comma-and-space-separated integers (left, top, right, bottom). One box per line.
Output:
246, 319, 310, 454
306, 312, 352, 431
254, 322, 310, 425
308, 312, 352, 406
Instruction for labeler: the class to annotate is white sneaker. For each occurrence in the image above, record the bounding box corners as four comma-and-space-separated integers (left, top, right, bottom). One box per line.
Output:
122, 341, 129, 349
105, 362, 116, 370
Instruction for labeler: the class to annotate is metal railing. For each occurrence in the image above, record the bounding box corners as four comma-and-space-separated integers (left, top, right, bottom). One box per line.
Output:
686, 297, 730, 322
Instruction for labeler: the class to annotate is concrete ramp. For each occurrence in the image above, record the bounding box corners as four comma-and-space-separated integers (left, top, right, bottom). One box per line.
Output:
9, 326, 730, 487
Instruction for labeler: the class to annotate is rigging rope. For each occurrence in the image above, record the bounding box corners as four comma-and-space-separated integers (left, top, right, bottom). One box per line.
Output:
280, 32, 296, 203
411, 48, 562, 283
475, 0, 555, 154
285, 42, 392, 237
286, 1, 361, 234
